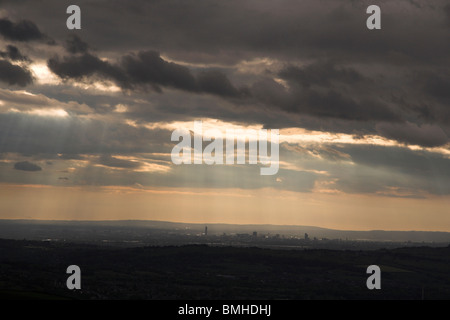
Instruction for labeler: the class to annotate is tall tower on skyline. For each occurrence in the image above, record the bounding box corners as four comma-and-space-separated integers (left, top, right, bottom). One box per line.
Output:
205, 226, 208, 236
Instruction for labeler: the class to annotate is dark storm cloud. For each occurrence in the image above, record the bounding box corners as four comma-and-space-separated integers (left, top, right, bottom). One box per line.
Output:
197, 70, 249, 97
47, 53, 127, 86
246, 59, 449, 144
48, 50, 243, 97
120, 50, 197, 92
65, 34, 89, 54
445, 4, 450, 25
292, 89, 399, 122
250, 62, 401, 123
0, 0, 448, 199
48, 51, 402, 125
22, 0, 449, 64
0, 59, 33, 86
0, 45, 29, 61
1, 0, 448, 149
14, 161, 42, 172
400, 70, 450, 126
276, 63, 383, 119
278, 62, 365, 88
376, 122, 448, 147
1, 0, 448, 66
0, 18, 46, 42
422, 72, 450, 103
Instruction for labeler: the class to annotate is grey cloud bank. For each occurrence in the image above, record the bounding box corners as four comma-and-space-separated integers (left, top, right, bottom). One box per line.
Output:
0, 0, 448, 198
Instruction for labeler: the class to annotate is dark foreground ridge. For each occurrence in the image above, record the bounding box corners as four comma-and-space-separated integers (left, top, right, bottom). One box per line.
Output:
0, 238, 449, 300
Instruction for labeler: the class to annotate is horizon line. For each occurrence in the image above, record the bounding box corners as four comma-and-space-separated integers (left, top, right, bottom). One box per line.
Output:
0, 218, 449, 234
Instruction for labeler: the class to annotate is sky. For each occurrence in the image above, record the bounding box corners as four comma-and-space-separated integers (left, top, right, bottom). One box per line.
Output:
0, 0, 449, 231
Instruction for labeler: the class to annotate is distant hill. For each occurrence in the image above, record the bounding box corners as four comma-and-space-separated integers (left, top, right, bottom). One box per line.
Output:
0, 219, 449, 243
